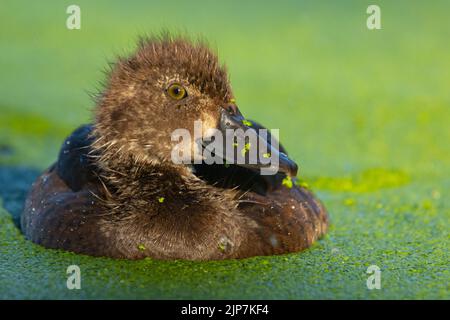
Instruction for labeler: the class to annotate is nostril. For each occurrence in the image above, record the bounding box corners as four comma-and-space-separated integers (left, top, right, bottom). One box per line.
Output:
224, 104, 238, 114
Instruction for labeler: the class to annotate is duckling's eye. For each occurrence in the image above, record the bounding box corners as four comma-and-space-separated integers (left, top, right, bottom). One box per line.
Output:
167, 83, 187, 100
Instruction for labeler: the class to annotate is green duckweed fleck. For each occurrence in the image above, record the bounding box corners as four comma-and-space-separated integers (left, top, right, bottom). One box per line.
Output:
242, 119, 252, 127
282, 176, 293, 189
218, 242, 226, 252
295, 179, 310, 189
241, 142, 251, 156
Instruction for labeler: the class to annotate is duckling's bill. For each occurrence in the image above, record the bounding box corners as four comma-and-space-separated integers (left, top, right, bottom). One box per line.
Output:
200, 107, 298, 177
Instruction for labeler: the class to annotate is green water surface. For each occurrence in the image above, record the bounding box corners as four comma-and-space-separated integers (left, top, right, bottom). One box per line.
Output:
0, 0, 448, 299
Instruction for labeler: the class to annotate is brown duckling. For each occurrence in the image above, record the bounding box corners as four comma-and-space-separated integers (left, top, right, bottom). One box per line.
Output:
21, 36, 328, 260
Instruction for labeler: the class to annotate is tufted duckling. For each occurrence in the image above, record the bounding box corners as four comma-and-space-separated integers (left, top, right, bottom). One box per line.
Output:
21, 36, 328, 260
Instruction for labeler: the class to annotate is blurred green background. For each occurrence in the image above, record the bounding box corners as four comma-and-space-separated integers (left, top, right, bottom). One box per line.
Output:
0, 0, 448, 299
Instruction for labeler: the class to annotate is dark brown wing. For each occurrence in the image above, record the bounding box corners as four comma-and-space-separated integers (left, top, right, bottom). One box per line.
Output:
20, 125, 122, 257
55, 124, 97, 191
237, 184, 329, 257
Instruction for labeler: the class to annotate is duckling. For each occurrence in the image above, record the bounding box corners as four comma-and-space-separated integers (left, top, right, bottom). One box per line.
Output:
21, 35, 328, 260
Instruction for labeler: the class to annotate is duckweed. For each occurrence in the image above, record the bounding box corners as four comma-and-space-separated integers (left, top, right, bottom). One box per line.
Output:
1, 0, 449, 300
310, 168, 410, 193
282, 176, 293, 189
218, 242, 226, 252
242, 119, 253, 127
344, 198, 356, 206
295, 179, 310, 190
241, 142, 251, 157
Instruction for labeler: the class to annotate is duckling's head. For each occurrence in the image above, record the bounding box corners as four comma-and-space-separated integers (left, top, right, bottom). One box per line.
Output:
94, 35, 297, 176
